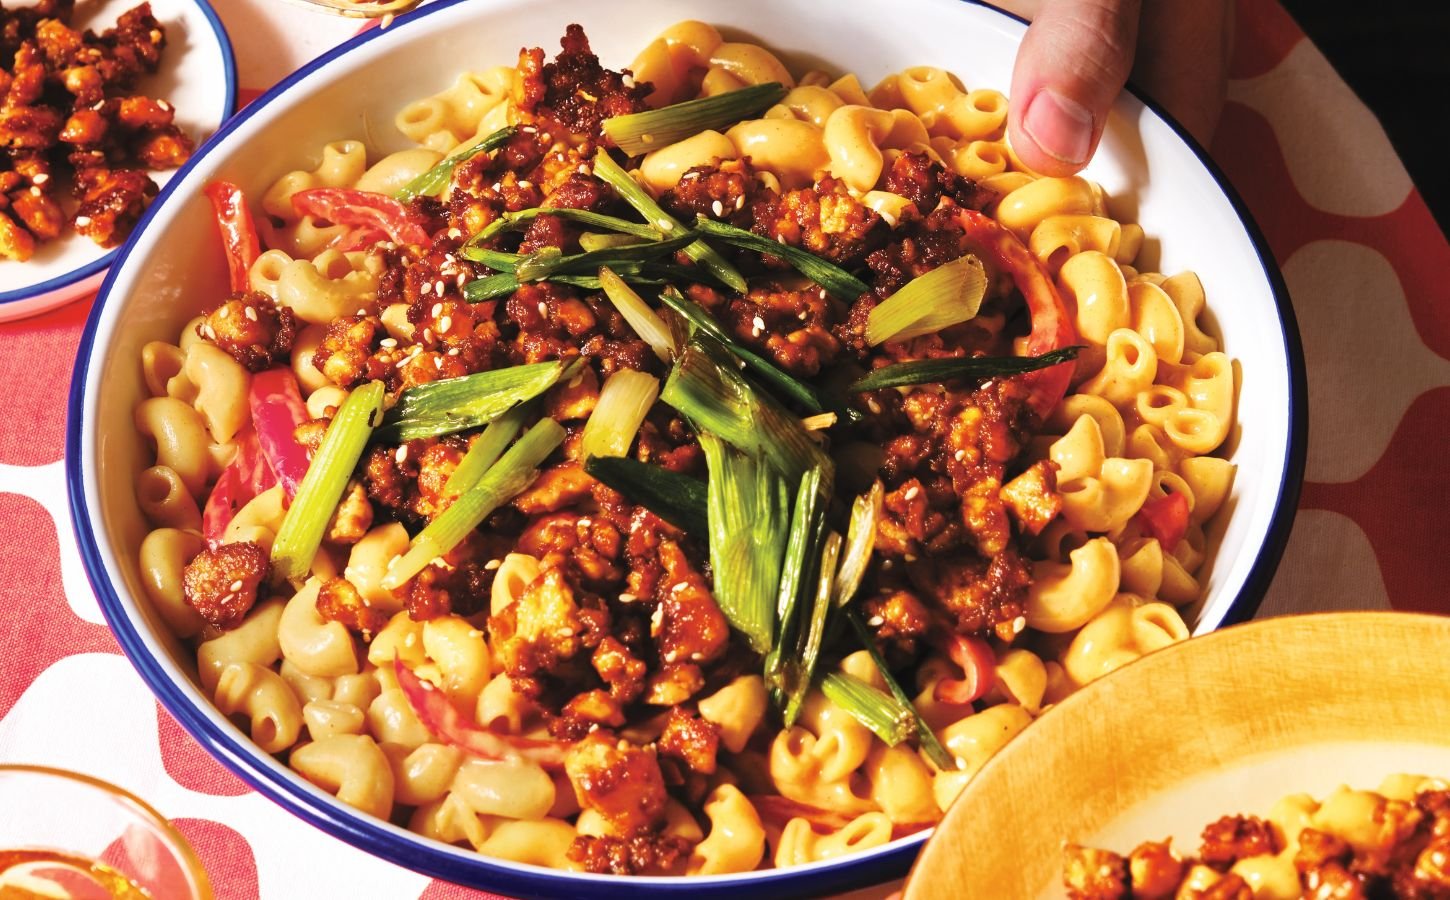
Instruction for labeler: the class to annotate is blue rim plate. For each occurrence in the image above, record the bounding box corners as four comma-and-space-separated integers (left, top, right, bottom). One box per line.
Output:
64, 0, 1306, 896
0, 0, 237, 322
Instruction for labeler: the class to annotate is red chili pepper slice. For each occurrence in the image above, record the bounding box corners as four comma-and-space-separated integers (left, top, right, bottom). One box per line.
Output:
933, 633, 998, 705
249, 368, 312, 501
393, 659, 567, 770
204, 181, 261, 294
1135, 491, 1191, 551
957, 209, 1079, 420
201, 430, 274, 546
291, 188, 430, 249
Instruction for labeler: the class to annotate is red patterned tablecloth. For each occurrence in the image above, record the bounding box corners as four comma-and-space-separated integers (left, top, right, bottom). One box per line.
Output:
0, 1, 1445, 897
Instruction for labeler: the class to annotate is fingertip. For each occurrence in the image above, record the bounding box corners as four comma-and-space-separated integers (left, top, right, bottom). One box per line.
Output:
1014, 87, 1095, 174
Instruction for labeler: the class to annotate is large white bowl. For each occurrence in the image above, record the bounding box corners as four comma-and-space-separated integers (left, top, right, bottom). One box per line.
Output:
0, 0, 235, 322
66, 0, 1306, 896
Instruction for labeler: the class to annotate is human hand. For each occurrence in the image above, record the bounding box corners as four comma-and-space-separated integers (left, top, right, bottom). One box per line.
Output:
996, 0, 1232, 176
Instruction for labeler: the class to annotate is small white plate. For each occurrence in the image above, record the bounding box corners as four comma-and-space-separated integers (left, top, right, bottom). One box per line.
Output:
0, 0, 235, 322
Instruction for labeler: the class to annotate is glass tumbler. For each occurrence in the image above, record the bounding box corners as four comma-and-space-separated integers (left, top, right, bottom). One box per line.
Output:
0, 765, 212, 899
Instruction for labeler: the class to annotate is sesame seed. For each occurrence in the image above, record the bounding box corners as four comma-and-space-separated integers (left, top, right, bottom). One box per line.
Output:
618, 593, 638, 603
577, 164, 589, 175
650, 606, 664, 632
218, 306, 230, 319
671, 582, 687, 593
905, 553, 918, 562
691, 652, 704, 661
751, 315, 765, 334
395, 445, 408, 463
622, 74, 635, 88
32, 173, 48, 185
447, 228, 462, 239
798, 310, 809, 321
1012, 616, 1027, 634
517, 180, 533, 190
447, 348, 460, 356
433, 356, 443, 369
776, 234, 787, 244
880, 211, 899, 228
520, 125, 537, 134
491, 183, 502, 193
380, 337, 398, 348
711, 199, 724, 217
735, 195, 746, 210
954, 449, 966, 462
559, 627, 575, 637
577, 517, 591, 527
438, 316, 452, 333
202, 324, 217, 340
658, 219, 674, 232
819, 288, 828, 300
866, 398, 883, 415
435, 280, 446, 295
244, 306, 258, 322
663, 651, 677, 663
423, 328, 434, 342
229, 580, 244, 593
355, 308, 367, 316
29, 186, 40, 197
485, 559, 502, 570
537, 302, 547, 317
219, 593, 234, 605
421, 282, 434, 297
904, 485, 920, 501
158, 99, 172, 111
74, 215, 92, 226
456, 273, 469, 288
430, 302, 443, 318
867, 615, 885, 627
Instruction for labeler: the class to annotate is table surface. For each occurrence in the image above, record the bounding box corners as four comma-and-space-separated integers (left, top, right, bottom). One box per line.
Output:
1, 1, 1446, 898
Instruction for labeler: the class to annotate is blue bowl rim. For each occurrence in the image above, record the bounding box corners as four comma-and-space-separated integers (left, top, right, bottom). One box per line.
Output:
63, 0, 1306, 896
0, 0, 239, 308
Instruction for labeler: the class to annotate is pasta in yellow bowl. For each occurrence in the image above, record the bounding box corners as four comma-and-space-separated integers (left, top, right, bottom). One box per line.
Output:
69, 0, 1303, 895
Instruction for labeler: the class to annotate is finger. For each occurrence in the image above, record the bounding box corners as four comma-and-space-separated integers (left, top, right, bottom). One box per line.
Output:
1132, 0, 1232, 146
1008, 0, 1142, 176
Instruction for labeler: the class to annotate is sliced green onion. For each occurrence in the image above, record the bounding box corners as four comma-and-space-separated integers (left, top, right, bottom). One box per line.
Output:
775, 466, 826, 622
463, 270, 675, 303
782, 530, 842, 725
514, 233, 696, 282
764, 466, 827, 715
833, 482, 883, 607
849, 345, 1084, 392
469, 207, 662, 246
661, 337, 830, 483
819, 670, 917, 746
395, 125, 518, 203
592, 149, 747, 294
600, 267, 676, 362
444, 402, 530, 496
374, 360, 571, 443
865, 255, 987, 346
382, 419, 565, 590
846, 609, 956, 770
271, 381, 385, 583
580, 232, 647, 251
582, 456, 707, 535
657, 286, 831, 416
458, 246, 521, 272
602, 82, 787, 156
692, 216, 869, 301
700, 434, 790, 654
580, 369, 660, 460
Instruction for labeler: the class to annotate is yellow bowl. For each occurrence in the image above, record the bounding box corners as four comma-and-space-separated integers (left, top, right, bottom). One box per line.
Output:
904, 612, 1450, 899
